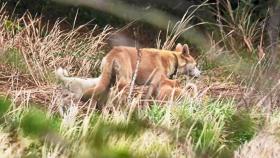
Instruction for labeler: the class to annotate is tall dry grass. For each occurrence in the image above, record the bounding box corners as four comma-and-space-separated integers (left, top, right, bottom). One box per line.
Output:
0, 5, 112, 86
156, 1, 208, 50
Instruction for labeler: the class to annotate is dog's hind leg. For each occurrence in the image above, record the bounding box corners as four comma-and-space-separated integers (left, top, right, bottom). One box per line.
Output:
117, 77, 131, 91
115, 62, 132, 93
81, 83, 110, 108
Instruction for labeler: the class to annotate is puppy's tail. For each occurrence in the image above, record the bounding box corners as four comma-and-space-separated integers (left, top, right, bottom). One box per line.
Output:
55, 67, 69, 81
185, 83, 198, 97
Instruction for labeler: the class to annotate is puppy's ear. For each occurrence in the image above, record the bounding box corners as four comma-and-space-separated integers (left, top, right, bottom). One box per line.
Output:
181, 44, 190, 56
175, 43, 183, 52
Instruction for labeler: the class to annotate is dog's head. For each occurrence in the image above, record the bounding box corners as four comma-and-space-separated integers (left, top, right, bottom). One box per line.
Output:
175, 43, 201, 78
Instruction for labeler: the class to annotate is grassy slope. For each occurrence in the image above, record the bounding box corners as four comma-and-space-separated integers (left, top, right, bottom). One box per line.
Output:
1, 3, 280, 158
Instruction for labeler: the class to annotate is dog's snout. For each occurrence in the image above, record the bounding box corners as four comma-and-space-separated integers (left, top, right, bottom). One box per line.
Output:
190, 67, 201, 78
194, 68, 201, 77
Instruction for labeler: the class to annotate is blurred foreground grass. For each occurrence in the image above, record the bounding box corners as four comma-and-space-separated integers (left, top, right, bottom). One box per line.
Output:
0, 96, 276, 158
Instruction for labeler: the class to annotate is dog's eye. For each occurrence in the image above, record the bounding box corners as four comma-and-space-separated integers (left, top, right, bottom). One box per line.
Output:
186, 64, 195, 69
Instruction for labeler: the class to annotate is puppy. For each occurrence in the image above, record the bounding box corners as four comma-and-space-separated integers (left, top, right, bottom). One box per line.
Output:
55, 67, 100, 97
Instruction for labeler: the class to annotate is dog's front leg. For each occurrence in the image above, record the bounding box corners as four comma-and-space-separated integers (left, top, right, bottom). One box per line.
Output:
146, 84, 158, 99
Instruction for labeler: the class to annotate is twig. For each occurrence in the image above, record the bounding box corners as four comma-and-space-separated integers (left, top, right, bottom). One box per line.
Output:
128, 27, 141, 102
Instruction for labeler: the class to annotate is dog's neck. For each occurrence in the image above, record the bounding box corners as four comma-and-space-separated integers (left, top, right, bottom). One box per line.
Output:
169, 53, 178, 79
160, 51, 179, 79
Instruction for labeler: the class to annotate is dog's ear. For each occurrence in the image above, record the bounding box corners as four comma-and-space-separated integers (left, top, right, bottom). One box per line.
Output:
181, 44, 190, 56
175, 43, 183, 52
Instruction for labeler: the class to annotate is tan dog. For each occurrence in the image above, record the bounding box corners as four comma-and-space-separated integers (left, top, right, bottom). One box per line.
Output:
82, 43, 201, 102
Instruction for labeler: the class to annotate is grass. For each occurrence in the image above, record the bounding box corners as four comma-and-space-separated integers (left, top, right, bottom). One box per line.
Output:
0, 6, 112, 85
0, 94, 276, 158
0, 48, 28, 73
0, 2, 280, 158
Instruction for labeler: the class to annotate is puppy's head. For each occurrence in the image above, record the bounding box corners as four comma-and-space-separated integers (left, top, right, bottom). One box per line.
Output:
55, 67, 69, 80
175, 43, 201, 78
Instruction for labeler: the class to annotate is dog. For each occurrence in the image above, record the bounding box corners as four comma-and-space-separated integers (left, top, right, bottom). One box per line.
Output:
55, 68, 198, 103
81, 43, 201, 103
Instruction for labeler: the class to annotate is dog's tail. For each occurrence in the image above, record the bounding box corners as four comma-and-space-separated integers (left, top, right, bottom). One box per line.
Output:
55, 67, 69, 82
82, 57, 114, 101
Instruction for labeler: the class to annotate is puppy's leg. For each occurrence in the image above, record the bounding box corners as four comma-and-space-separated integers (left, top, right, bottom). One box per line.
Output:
160, 76, 180, 88
156, 76, 182, 101
157, 86, 183, 101
174, 87, 183, 99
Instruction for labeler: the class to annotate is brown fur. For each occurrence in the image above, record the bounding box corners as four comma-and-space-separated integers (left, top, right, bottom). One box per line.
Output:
156, 75, 183, 101
82, 43, 198, 103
